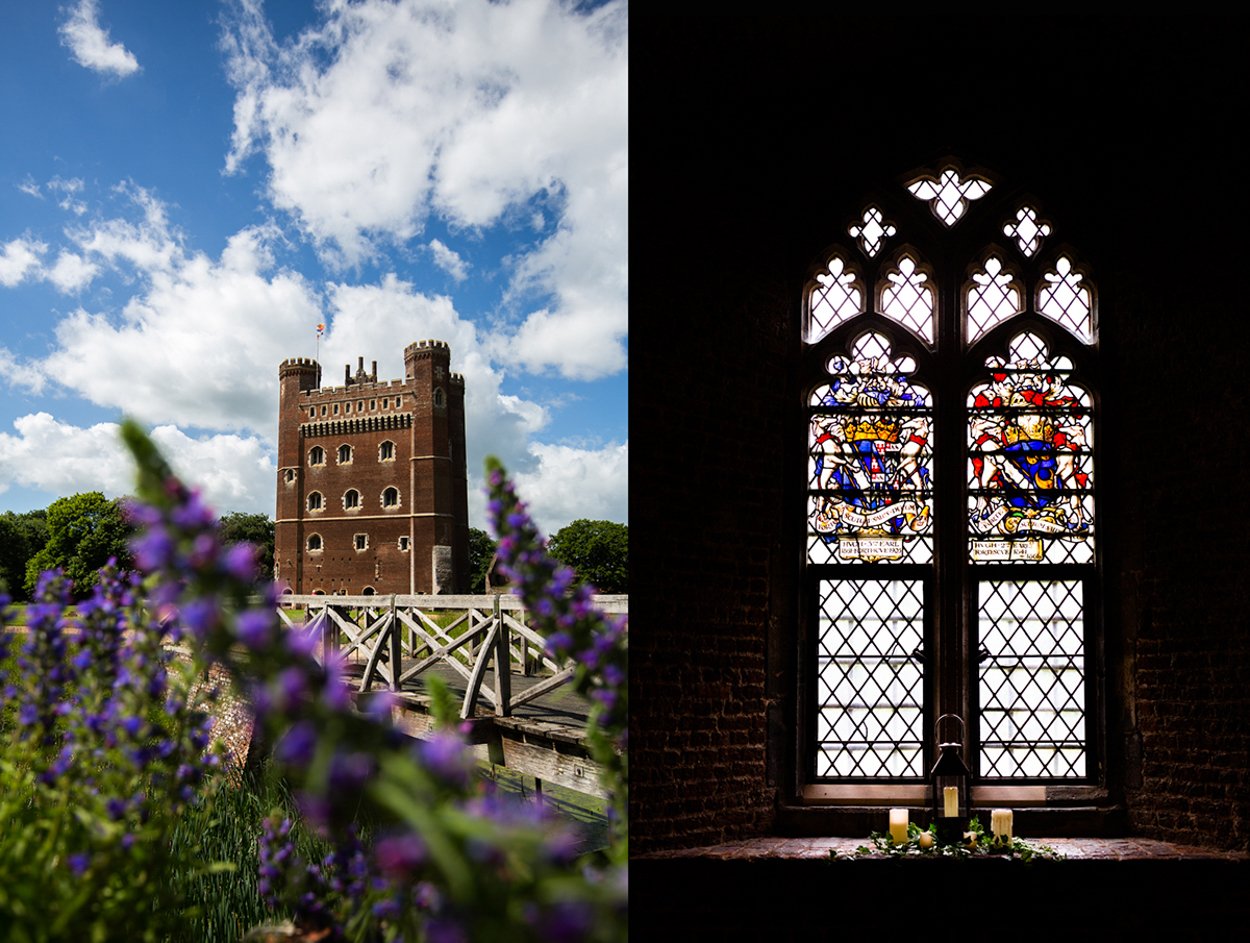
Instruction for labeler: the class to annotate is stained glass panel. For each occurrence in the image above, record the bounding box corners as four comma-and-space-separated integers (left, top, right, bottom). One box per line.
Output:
977, 580, 1087, 779
809, 333, 933, 565
967, 333, 1093, 564
817, 579, 925, 778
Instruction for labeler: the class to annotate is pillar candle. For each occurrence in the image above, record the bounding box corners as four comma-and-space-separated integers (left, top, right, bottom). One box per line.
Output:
991, 808, 1013, 841
943, 786, 959, 818
889, 808, 909, 844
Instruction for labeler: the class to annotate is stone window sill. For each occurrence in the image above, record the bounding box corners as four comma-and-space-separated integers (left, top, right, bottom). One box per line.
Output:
634, 835, 1249, 861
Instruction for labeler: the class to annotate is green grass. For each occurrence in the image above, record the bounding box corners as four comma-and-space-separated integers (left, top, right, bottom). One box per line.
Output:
166, 765, 334, 943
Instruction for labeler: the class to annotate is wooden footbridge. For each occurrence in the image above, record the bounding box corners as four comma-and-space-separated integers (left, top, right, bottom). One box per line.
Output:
276, 594, 627, 800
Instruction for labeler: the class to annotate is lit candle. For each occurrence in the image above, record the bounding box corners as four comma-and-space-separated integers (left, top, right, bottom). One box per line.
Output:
889, 808, 909, 844
943, 786, 959, 818
991, 808, 1013, 841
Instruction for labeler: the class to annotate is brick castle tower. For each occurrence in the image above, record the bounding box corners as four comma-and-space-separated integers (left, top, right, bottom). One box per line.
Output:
274, 340, 469, 595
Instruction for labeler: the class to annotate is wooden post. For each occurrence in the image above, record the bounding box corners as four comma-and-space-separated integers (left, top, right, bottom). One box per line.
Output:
388, 595, 401, 692
492, 594, 511, 716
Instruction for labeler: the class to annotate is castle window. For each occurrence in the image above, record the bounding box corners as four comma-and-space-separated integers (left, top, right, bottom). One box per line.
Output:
383, 397, 389, 408
309, 446, 325, 466
398, 536, 410, 551
433, 388, 444, 407
338, 444, 353, 464
354, 533, 368, 551
371, 399, 377, 410
283, 468, 296, 484
379, 440, 395, 461
333, 404, 339, 415
343, 489, 360, 509
395, 395, 402, 407
307, 491, 324, 512
307, 534, 323, 552
800, 162, 1102, 799
382, 487, 400, 508
362, 586, 376, 595
321, 405, 328, 416
345, 402, 351, 413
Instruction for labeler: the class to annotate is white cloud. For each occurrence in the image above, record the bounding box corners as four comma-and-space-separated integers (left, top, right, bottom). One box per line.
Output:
321, 274, 554, 515
0, 414, 134, 499
40, 219, 323, 436
46, 251, 99, 293
0, 237, 47, 286
0, 349, 47, 394
0, 413, 274, 514
428, 239, 469, 282
509, 440, 628, 535
59, 0, 141, 78
221, 0, 627, 379
17, 178, 42, 199
48, 177, 88, 216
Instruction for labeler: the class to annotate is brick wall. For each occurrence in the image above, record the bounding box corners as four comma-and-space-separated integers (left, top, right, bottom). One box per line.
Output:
632, 15, 1250, 853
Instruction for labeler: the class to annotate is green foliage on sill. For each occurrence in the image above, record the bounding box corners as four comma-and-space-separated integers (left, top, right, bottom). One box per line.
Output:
841, 817, 1064, 861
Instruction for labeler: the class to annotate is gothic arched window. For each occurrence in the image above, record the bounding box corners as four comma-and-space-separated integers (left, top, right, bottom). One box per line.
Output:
800, 161, 1102, 803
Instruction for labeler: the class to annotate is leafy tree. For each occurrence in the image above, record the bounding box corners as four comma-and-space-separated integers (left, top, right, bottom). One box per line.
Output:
547, 519, 628, 594
467, 527, 497, 593
218, 511, 275, 584
23, 493, 134, 599
0, 510, 49, 601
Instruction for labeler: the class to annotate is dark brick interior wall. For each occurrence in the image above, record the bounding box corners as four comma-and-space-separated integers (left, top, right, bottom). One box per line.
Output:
633, 16, 1250, 853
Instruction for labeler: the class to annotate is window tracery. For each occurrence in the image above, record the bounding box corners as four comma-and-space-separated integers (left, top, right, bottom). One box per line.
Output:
801, 162, 1101, 793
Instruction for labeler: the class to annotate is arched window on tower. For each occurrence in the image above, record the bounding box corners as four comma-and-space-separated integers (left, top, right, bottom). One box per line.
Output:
381, 487, 400, 509
307, 491, 324, 512
309, 446, 325, 466
307, 534, 323, 552
800, 161, 1101, 807
338, 444, 352, 464
343, 489, 360, 509
379, 440, 395, 461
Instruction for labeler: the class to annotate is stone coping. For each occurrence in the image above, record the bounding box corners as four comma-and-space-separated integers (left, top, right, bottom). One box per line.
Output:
635, 835, 1249, 861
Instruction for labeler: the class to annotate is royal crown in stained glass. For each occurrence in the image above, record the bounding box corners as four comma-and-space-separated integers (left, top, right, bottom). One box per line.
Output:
808, 332, 933, 564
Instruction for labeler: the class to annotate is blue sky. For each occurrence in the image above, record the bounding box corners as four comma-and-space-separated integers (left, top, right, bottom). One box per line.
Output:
0, 0, 627, 535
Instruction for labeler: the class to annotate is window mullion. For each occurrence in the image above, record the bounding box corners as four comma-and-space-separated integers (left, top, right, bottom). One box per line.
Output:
934, 258, 970, 772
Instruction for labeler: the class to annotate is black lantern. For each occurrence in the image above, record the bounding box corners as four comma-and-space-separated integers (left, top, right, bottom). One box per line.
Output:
930, 713, 971, 844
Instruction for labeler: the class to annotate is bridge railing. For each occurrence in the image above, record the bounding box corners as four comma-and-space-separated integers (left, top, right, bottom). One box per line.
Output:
276, 594, 627, 721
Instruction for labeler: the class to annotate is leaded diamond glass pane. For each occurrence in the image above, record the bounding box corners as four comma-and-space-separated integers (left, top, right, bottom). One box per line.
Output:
848, 206, 896, 258
880, 255, 934, 343
967, 332, 1094, 564
817, 579, 925, 778
808, 333, 933, 565
1037, 255, 1094, 342
807, 254, 864, 344
977, 580, 1086, 779
908, 168, 992, 226
1003, 206, 1051, 257
965, 256, 1022, 343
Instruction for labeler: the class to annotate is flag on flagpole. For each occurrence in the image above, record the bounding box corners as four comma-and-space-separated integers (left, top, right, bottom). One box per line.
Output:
316, 323, 325, 337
